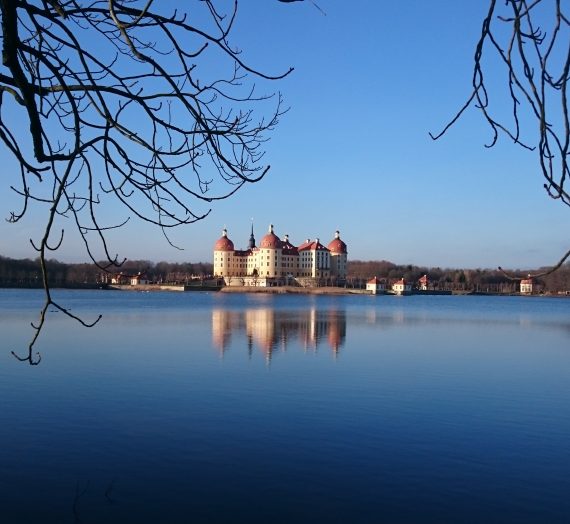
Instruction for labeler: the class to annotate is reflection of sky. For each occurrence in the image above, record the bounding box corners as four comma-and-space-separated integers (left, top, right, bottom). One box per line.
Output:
1, 291, 570, 522
212, 308, 346, 361
355, 305, 570, 335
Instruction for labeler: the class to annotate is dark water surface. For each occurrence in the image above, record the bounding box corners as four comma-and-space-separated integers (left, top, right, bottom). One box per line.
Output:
1, 290, 569, 523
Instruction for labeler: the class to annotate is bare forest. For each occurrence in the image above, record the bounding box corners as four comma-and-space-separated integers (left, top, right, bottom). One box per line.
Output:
2, 255, 570, 294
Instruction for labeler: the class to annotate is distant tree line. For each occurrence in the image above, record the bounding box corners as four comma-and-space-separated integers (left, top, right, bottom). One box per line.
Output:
0, 256, 213, 288
2, 255, 569, 293
347, 260, 570, 294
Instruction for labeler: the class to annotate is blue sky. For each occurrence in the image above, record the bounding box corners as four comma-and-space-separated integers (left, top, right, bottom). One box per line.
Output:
0, 0, 568, 269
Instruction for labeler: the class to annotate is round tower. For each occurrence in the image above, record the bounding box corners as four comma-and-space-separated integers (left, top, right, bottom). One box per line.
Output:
259, 224, 282, 277
213, 228, 235, 277
327, 230, 348, 279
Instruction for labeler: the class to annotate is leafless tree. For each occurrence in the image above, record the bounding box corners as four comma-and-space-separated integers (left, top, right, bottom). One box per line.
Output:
1, 0, 296, 363
431, 0, 570, 278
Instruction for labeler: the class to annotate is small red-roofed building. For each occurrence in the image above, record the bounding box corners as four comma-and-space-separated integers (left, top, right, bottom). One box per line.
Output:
392, 278, 412, 295
110, 272, 129, 285
520, 276, 533, 294
366, 276, 385, 295
418, 274, 429, 291
130, 272, 148, 286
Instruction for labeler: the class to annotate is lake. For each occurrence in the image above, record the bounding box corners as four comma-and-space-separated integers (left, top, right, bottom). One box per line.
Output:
1, 289, 569, 523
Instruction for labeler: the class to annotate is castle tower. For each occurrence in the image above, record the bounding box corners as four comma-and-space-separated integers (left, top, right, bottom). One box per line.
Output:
213, 228, 235, 277
259, 224, 282, 278
327, 230, 348, 279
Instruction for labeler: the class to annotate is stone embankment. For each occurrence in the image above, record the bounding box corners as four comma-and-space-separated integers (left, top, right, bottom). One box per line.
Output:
220, 286, 368, 295
109, 284, 185, 291
109, 284, 221, 292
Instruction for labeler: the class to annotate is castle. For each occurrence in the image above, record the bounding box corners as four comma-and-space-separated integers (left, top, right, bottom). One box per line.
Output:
213, 224, 347, 286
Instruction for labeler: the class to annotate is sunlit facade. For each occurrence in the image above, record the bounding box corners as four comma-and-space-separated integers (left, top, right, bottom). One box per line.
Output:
213, 224, 348, 285
520, 276, 533, 294
392, 278, 412, 295
366, 276, 386, 294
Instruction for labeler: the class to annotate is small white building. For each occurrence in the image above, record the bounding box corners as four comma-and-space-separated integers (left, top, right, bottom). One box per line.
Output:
366, 276, 385, 295
130, 272, 148, 286
520, 276, 533, 294
392, 278, 412, 295
110, 272, 128, 285
418, 274, 429, 291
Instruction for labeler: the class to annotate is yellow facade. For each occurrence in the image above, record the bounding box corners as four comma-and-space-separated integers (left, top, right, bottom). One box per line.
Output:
213, 224, 348, 283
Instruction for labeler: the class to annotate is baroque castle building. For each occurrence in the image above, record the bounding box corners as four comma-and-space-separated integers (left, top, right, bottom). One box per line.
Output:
213, 224, 347, 286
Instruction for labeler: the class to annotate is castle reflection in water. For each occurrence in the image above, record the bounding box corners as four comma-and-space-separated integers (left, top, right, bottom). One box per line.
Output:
212, 308, 346, 360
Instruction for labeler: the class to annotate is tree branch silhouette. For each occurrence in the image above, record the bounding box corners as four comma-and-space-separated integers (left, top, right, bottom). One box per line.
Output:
1, 0, 293, 363
431, 0, 570, 274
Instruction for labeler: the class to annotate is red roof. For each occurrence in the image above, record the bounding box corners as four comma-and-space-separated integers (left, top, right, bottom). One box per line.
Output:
281, 237, 299, 256
328, 238, 347, 254
214, 228, 234, 251
298, 240, 329, 252
214, 236, 234, 251
260, 224, 282, 249
419, 274, 429, 283
367, 276, 384, 285
260, 233, 281, 249
327, 231, 347, 254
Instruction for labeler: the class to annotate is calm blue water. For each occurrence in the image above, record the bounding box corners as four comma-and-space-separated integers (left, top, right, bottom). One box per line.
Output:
1, 289, 569, 523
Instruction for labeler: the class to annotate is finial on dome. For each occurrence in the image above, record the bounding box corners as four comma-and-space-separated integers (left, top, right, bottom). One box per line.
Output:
222, 227, 227, 237
335, 230, 340, 239
269, 224, 274, 233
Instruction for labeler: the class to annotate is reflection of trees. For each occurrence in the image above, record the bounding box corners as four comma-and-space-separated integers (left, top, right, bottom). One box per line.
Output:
359, 305, 570, 335
212, 308, 346, 361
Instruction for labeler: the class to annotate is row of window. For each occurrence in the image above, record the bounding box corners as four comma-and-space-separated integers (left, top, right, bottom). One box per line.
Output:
216, 253, 345, 262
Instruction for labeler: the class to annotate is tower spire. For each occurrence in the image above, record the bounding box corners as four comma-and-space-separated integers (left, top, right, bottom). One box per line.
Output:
249, 218, 256, 249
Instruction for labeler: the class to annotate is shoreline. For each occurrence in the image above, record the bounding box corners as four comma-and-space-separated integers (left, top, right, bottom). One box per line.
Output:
1, 284, 568, 297
219, 285, 368, 295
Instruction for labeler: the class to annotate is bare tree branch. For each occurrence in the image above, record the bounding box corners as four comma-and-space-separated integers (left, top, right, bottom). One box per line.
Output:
499, 246, 570, 279
277, 0, 325, 15
0, 1, 294, 362
431, 1, 570, 268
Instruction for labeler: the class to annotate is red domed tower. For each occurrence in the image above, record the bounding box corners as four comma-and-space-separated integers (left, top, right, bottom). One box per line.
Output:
258, 224, 283, 278
328, 230, 347, 255
260, 224, 282, 249
214, 228, 234, 252
328, 230, 348, 279
213, 228, 235, 276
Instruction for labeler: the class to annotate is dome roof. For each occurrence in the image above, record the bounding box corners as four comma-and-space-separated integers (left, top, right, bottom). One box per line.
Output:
260, 224, 282, 249
214, 228, 234, 251
328, 231, 347, 254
